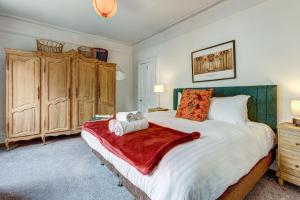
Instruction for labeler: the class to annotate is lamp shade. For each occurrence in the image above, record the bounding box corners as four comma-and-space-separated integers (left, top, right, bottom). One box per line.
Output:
291, 100, 300, 116
116, 70, 125, 81
93, 0, 117, 18
154, 84, 164, 93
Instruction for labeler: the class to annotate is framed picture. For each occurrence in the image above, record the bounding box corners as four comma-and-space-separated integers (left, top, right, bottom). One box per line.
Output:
191, 40, 236, 82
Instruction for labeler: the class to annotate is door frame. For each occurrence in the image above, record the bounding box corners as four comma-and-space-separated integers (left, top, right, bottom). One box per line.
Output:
138, 58, 157, 112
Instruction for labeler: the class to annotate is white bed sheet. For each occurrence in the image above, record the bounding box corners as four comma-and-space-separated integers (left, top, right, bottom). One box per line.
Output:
81, 110, 275, 200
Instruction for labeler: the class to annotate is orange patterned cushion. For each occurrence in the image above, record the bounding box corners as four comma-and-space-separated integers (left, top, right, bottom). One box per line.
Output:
176, 89, 213, 121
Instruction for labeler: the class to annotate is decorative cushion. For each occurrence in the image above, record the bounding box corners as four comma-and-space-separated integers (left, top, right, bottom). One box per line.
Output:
176, 89, 213, 121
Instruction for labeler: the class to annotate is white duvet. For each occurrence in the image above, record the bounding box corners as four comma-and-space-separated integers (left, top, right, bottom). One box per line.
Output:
81, 110, 275, 200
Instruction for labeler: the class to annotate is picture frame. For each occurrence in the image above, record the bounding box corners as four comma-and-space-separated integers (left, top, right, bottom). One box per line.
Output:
191, 40, 236, 83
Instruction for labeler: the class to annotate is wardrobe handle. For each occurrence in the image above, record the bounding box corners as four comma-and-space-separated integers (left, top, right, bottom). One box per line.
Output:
76, 88, 79, 97
68, 88, 71, 99
37, 86, 40, 100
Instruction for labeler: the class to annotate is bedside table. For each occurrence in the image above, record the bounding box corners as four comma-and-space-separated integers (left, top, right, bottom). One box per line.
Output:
277, 123, 300, 186
148, 108, 169, 113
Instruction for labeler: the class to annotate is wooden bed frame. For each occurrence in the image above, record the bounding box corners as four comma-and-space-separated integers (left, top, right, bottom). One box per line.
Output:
89, 85, 278, 199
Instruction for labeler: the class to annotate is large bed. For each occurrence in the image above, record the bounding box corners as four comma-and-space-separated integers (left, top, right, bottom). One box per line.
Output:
82, 85, 277, 200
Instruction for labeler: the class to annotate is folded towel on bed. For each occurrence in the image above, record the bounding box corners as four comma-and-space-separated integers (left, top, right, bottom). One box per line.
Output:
116, 111, 144, 122
108, 118, 149, 136
126, 112, 144, 121
116, 111, 137, 121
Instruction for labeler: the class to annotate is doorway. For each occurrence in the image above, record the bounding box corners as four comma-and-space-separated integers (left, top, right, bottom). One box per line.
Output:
138, 60, 156, 112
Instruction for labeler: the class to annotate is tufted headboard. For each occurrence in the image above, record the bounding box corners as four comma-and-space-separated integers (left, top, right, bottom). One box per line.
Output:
173, 85, 277, 131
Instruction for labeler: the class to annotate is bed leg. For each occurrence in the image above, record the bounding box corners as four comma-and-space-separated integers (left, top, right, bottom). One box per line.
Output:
118, 180, 123, 187
100, 161, 104, 166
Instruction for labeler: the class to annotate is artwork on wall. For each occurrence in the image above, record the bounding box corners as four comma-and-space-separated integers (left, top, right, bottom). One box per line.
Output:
191, 40, 236, 82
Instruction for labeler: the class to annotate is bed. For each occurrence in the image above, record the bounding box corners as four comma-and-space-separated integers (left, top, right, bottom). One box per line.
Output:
82, 85, 277, 200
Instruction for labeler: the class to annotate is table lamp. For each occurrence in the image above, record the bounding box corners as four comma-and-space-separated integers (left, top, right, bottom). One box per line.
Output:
154, 84, 164, 108
291, 100, 300, 126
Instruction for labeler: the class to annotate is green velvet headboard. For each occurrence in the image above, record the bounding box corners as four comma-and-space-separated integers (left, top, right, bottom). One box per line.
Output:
173, 85, 277, 131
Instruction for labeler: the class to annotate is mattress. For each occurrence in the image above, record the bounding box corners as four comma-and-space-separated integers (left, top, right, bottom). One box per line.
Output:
81, 110, 275, 200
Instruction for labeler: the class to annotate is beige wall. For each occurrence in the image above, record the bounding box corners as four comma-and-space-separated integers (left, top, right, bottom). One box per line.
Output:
133, 0, 300, 124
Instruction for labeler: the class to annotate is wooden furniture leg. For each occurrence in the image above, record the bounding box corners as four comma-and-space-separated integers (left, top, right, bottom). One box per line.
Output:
5, 139, 10, 151
41, 135, 46, 144
278, 178, 284, 186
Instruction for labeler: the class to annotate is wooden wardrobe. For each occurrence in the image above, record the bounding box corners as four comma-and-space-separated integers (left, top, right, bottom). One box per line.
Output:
5, 49, 116, 150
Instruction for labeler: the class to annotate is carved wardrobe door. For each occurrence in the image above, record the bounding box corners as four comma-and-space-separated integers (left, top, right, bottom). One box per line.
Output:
6, 52, 41, 143
98, 64, 116, 115
42, 55, 71, 140
72, 56, 97, 131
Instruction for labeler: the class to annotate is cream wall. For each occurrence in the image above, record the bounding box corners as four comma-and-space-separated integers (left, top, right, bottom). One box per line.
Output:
0, 15, 134, 143
133, 0, 300, 124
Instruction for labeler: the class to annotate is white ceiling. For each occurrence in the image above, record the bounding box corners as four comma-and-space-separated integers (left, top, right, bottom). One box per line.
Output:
0, 0, 224, 44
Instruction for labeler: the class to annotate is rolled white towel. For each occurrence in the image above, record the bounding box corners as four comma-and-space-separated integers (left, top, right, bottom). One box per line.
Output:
108, 119, 118, 132
109, 118, 149, 136
116, 111, 144, 122
116, 111, 138, 122
126, 112, 136, 122
126, 111, 144, 121
133, 111, 144, 120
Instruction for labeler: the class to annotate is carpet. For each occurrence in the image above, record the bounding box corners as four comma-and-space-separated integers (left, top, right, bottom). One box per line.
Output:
0, 136, 299, 200
246, 171, 300, 200
0, 136, 133, 200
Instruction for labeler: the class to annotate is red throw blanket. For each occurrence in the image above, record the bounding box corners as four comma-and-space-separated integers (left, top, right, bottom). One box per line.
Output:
83, 120, 201, 175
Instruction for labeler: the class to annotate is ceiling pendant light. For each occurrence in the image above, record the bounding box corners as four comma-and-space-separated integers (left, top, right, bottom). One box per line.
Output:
93, 0, 117, 19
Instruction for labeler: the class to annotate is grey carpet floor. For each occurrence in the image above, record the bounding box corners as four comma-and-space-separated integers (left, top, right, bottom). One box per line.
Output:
0, 136, 299, 200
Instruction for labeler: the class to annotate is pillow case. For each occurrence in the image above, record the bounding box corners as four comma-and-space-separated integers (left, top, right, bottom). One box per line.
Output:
176, 89, 213, 121
208, 95, 250, 124
177, 92, 182, 109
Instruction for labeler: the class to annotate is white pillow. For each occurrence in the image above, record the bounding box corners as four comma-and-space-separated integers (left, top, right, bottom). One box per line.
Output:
177, 92, 182, 109
208, 95, 250, 124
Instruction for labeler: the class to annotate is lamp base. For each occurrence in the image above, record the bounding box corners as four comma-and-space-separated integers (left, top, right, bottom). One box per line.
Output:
293, 117, 300, 126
